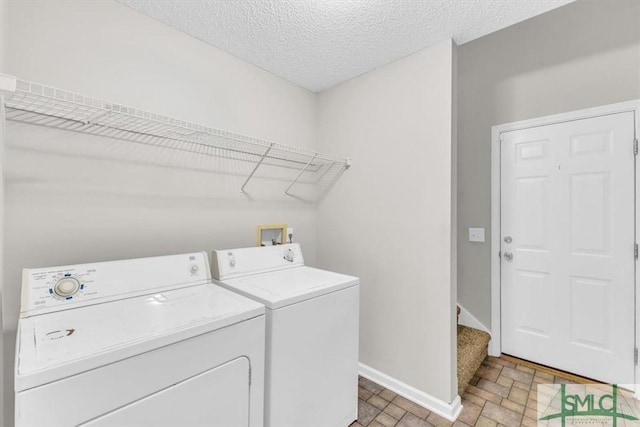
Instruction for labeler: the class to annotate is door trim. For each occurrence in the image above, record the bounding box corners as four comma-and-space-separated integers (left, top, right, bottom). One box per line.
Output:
490, 99, 640, 391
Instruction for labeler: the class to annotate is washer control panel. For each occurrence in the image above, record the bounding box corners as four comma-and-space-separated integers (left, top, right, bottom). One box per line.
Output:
211, 243, 304, 280
20, 252, 210, 318
23, 267, 97, 313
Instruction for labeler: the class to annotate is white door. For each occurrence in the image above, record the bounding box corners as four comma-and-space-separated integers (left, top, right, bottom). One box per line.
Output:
501, 111, 636, 385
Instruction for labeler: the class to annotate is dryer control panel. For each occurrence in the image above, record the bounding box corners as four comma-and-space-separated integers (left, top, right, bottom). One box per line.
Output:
212, 243, 304, 281
20, 252, 211, 318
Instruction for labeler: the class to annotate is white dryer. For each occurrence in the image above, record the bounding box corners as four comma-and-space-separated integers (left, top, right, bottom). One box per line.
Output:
15, 252, 265, 427
211, 243, 359, 427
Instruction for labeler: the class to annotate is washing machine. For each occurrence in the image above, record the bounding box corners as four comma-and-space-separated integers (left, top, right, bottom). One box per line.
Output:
15, 252, 265, 427
211, 243, 359, 427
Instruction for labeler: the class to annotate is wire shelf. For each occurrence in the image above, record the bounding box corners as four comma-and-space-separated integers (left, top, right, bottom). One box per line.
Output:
1, 75, 351, 198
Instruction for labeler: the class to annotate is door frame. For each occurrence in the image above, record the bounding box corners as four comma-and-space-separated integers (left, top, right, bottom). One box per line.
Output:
490, 99, 640, 391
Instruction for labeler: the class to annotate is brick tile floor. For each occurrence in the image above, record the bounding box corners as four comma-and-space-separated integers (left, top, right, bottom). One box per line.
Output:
350, 354, 636, 427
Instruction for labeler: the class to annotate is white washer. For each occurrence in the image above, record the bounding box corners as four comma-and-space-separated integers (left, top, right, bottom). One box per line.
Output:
211, 243, 359, 427
15, 252, 265, 427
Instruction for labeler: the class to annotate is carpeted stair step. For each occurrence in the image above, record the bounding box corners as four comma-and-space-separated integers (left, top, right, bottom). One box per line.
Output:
457, 324, 491, 394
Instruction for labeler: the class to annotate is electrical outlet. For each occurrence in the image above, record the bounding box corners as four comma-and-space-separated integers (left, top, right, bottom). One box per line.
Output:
287, 228, 294, 243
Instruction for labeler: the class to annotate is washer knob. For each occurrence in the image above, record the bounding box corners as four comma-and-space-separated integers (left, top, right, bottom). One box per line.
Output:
284, 249, 295, 262
190, 264, 199, 275
54, 277, 80, 298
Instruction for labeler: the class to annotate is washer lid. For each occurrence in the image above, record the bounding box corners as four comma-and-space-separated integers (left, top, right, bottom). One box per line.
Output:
217, 266, 359, 310
15, 284, 264, 391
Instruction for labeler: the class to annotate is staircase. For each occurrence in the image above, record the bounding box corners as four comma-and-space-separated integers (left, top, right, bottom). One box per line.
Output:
457, 306, 491, 393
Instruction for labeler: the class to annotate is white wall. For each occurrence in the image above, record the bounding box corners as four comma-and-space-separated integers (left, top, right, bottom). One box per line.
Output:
2, 1, 317, 424
316, 40, 458, 404
0, 1, 8, 423
457, 0, 640, 328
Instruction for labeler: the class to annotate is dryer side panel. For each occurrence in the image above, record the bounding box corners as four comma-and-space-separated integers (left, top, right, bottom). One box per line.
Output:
267, 285, 359, 427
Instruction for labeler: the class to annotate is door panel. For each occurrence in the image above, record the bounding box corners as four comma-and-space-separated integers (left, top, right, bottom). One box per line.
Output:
515, 177, 549, 248
569, 277, 610, 350
513, 270, 551, 337
569, 172, 611, 254
501, 111, 635, 385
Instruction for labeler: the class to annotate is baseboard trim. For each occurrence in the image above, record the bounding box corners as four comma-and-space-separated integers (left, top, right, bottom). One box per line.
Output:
359, 363, 463, 421
457, 304, 489, 333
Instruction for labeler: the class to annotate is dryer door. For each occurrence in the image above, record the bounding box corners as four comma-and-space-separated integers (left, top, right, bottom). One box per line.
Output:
81, 357, 250, 427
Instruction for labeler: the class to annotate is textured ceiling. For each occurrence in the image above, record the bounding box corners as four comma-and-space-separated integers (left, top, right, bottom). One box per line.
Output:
118, 0, 574, 92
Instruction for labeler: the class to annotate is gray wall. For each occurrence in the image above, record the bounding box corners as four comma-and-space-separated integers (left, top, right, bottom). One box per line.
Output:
457, 0, 640, 328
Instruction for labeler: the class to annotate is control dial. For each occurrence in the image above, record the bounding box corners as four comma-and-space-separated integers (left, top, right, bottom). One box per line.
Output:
284, 249, 295, 263
54, 277, 80, 298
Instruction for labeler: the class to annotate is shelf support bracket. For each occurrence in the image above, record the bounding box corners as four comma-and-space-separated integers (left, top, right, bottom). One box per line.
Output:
241, 143, 274, 194
285, 153, 317, 196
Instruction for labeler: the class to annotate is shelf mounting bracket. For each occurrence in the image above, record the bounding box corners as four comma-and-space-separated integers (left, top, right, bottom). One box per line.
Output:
241, 143, 275, 194
285, 153, 317, 196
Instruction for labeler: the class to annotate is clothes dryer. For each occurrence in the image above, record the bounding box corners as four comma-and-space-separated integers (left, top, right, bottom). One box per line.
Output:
15, 252, 265, 427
